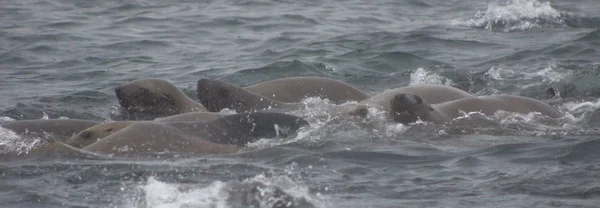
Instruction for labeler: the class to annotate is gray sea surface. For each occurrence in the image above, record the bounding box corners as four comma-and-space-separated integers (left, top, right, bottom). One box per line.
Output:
1, 0, 600, 207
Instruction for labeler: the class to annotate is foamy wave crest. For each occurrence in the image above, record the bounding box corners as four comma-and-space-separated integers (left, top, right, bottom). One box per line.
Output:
482, 65, 569, 91
137, 174, 322, 208
0, 116, 16, 123
409, 68, 453, 85
0, 127, 43, 155
453, 0, 567, 32
563, 98, 600, 114
140, 177, 228, 208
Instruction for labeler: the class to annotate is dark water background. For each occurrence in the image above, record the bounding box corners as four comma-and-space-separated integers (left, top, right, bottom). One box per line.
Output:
1, 0, 600, 207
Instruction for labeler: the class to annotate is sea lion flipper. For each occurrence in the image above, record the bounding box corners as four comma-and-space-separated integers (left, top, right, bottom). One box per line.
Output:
546, 87, 563, 104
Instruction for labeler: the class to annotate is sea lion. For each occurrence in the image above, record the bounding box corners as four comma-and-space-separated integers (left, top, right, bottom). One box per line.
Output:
196, 78, 473, 115
115, 78, 207, 119
243, 76, 369, 103
390, 93, 564, 124
66, 121, 136, 148
82, 112, 309, 155
350, 84, 474, 113
0, 119, 100, 140
0, 140, 110, 160
67, 112, 224, 148
197, 78, 303, 112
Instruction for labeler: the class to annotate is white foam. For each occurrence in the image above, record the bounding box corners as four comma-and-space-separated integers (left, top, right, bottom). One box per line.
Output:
218, 108, 238, 115
452, 0, 566, 32
384, 123, 408, 137
481, 65, 569, 91
0, 116, 16, 123
521, 65, 568, 89
141, 177, 229, 208
483, 66, 514, 81
246, 97, 337, 149
563, 98, 600, 113
0, 127, 42, 155
137, 173, 325, 208
493, 111, 544, 124
41, 112, 49, 120
409, 68, 453, 86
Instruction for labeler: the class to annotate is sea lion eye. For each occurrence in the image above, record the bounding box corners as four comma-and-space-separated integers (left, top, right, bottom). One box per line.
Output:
219, 88, 229, 97
414, 96, 423, 104
136, 88, 151, 96
80, 132, 92, 140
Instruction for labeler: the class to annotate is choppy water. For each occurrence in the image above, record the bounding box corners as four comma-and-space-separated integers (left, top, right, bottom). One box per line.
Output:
1, 0, 600, 207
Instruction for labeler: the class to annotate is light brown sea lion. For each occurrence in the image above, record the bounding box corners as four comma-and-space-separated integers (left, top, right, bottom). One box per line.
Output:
67, 112, 223, 148
348, 84, 474, 113
0, 119, 100, 140
243, 76, 369, 104
390, 93, 563, 124
82, 112, 309, 155
115, 78, 207, 118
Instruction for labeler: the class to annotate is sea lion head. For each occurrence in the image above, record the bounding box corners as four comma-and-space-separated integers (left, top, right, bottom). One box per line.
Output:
390, 93, 434, 124
115, 79, 181, 115
66, 122, 132, 148
197, 78, 250, 112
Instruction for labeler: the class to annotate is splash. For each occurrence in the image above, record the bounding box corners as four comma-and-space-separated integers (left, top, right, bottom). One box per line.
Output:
482, 65, 569, 90
0, 116, 15, 123
136, 174, 323, 208
453, 0, 567, 32
140, 177, 228, 208
246, 97, 340, 149
483, 66, 514, 81
520, 65, 568, 90
409, 68, 453, 86
563, 98, 600, 114
245, 97, 400, 149
384, 123, 409, 137
0, 127, 43, 155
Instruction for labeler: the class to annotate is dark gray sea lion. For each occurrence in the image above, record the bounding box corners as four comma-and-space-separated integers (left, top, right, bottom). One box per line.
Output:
390, 93, 563, 124
115, 78, 207, 118
82, 112, 309, 155
1, 119, 100, 140
197, 78, 303, 112
243, 76, 369, 103
66, 112, 224, 148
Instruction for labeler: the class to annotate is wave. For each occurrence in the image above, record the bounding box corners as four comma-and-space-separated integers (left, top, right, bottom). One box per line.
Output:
99, 40, 171, 50
136, 174, 323, 208
453, 0, 568, 32
220, 60, 336, 85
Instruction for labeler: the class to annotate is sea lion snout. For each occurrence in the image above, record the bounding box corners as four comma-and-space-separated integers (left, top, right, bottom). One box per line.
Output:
393, 93, 414, 104
393, 94, 408, 102
114, 86, 122, 96
114, 86, 130, 108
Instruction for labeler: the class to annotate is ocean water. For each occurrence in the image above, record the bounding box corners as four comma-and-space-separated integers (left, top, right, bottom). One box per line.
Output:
1, 0, 600, 207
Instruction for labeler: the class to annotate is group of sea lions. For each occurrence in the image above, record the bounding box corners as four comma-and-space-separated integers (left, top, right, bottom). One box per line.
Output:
1, 76, 563, 157
194, 77, 562, 123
